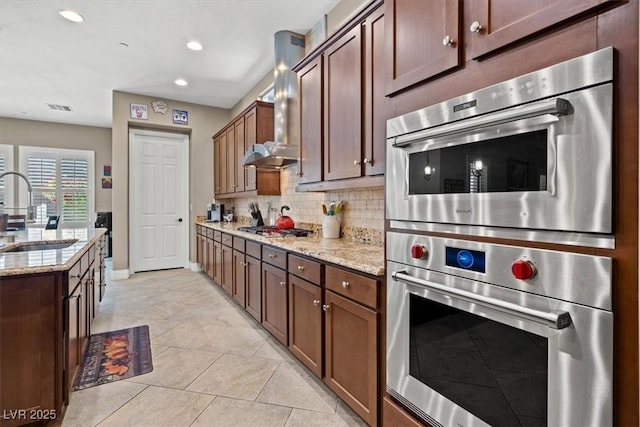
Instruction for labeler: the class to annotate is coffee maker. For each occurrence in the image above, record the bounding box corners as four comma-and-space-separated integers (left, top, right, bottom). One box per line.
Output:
207, 203, 225, 222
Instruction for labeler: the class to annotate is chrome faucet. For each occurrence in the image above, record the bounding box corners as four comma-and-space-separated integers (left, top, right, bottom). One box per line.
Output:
0, 171, 36, 223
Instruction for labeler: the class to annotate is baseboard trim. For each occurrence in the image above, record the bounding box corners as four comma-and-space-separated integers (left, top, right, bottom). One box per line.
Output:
111, 269, 130, 281
190, 262, 202, 272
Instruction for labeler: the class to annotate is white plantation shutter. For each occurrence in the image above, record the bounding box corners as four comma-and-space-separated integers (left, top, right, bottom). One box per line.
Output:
0, 145, 14, 208
20, 147, 94, 227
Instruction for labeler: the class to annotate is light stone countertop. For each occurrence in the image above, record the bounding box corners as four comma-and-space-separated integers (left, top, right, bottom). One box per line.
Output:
197, 221, 385, 276
0, 227, 107, 277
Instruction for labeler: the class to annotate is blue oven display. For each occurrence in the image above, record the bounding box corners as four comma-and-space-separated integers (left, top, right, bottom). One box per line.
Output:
445, 247, 486, 273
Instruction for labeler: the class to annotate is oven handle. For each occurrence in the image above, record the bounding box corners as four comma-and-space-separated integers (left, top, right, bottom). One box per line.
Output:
392, 270, 572, 330
392, 98, 571, 147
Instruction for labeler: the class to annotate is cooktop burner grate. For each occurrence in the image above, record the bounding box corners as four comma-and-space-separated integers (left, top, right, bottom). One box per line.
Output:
237, 226, 313, 237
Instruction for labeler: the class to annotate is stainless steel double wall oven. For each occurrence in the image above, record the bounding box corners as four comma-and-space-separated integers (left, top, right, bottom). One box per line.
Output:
386, 48, 614, 427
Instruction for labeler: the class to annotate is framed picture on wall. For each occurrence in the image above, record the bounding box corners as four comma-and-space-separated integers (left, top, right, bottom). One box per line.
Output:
130, 103, 149, 120
102, 178, 112, 189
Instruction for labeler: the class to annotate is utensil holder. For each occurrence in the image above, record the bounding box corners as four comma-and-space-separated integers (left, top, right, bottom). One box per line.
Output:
322, 215, 340, 239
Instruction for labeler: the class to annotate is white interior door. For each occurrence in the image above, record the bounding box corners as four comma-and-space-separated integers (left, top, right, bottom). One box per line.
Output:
129, 129, 189, 272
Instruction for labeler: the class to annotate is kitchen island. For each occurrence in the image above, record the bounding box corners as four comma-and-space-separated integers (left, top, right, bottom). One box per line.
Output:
0, 228, 106, 427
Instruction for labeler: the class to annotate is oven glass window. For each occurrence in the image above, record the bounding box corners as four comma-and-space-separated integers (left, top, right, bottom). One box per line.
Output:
408, 129, 547, 195
409, 294, 548, 426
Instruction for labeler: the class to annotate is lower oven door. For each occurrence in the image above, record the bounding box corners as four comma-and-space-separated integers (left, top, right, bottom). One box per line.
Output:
386, 261, 613, 427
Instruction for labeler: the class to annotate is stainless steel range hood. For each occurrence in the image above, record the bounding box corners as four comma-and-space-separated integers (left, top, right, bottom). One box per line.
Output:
242, 30, 305, 169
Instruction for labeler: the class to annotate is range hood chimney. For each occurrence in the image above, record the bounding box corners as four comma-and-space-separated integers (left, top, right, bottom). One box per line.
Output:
242, 30, 305, 169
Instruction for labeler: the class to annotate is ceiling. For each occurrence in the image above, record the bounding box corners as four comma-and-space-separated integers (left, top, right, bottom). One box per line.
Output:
0, 0, 340, 128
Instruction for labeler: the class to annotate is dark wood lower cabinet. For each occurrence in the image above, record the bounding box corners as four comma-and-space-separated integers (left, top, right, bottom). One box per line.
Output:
261, 262, 288, 345
288, 275, 323, 378
232, 249, 246, 306
324, 290, 378, 426
221, 244, 233, 295
213, 240, 222, 285
245, 255, 262, 322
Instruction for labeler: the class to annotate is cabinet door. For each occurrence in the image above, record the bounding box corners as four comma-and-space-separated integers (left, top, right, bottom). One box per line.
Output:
298, 55, 323, 184
324, 24, 363, 181
288, 275, 322, 378
261, 263, 288, 345
213, 240, 223, 285
244, 108, 258, 191
235, 117, 246, 193
1, 275, 57, 417
66, 284, 81, 394
232, 250, 246, 307
79, 276, 88, 356
385, 0, 460, 95
221, 244, 233, 295
363, 7, 387, 176
324, 290, 377, 426
218, 133, 228, 195
466, 0, 620, 59
207, 238, 214, 279
213, 136, 220, 197
226, 126, 236, 194
245, 255, 262, 322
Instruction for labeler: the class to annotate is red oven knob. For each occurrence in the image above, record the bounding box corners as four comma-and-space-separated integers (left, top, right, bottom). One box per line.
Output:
410, 244, 428, 259
511, 259, 536, 280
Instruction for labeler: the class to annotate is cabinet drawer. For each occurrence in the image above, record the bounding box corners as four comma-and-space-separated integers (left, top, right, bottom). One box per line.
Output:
262, 246, 287, 269
233, 236, 245, 251
288, 254, 322, 284
214, 230, 222, 241
325, 265, 378, 309
246, 240, 261, 259
221, 233, 233, 247
206, 228, 214, 239
88, 244, 95, 266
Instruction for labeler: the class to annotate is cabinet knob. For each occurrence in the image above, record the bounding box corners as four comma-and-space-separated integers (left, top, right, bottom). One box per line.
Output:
470, 21, 483, 33
442, 35, 456, 47
295, 172, 303, 177
341, 281, 350, 289
241, 262, 248, 267
268, 253, 275, 258
313, 299, 320, 306
297, 265, 304, 271
354, 160, 361, 166
279, 281, 286, 287
322, 304, 330, 311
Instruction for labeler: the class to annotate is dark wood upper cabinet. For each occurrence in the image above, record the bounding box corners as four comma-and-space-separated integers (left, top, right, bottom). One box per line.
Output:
466, 0, 624, 59
385, 0, 461, 96
297, 55, 324, 184
212, 101, 279, 198
363, 6, 387, 176
234, 117, 246, 193
323, 24, 363, 181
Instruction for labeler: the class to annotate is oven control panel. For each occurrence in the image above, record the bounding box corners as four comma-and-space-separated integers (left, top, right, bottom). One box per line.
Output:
445, 247, 486, 273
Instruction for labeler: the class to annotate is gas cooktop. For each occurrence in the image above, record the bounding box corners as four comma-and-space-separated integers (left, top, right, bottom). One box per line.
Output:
237, 226, 313, 237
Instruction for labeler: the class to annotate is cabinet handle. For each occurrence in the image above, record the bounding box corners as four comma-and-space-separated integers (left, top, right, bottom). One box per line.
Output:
322, 304, 330, 311
70, 273, 81, 279
297, 265, 304, 271
295, 172, 303, 177
241, 262, 248, 266
442, 35, 456, 47
313, 299, 320, 306
354, 160, 361, 166
364, 158, 374, 165
470, 21, 483, 33
341, 281, 350, 289
279, 281, 286, 287
268, 253, 276, 258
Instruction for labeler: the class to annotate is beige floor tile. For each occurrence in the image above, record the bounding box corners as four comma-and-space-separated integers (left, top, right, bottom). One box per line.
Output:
186, 353, 280, 400
60, 381, 147, 427
191, 396, 291, 427
96, 386, 213, 427
284, 408, 362, 427
126, 347, 221, 389
256, 361, 337, 413
253, 339, 296, 362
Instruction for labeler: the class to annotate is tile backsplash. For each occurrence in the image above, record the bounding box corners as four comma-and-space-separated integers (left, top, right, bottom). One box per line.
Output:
218, 167, 384, 244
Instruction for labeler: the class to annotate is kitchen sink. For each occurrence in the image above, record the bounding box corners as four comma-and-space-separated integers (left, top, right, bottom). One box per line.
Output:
0, 239, 78, 253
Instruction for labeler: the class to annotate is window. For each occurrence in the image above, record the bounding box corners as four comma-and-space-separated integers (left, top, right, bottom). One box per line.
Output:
19, 147, 94, 227
259, 84, 275, 102
0, 145, 14, 209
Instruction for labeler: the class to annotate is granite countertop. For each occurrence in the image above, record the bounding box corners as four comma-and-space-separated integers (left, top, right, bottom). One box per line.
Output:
197, 221, 385, 276
0, 228, 107, 277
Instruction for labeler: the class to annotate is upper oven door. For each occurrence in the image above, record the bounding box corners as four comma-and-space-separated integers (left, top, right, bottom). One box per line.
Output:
386, 83, 612, 234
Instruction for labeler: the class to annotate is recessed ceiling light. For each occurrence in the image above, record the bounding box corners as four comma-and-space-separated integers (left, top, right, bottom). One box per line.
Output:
59, 10, 84, 23
186, 41, 203, 51
174, 79, 188, 87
